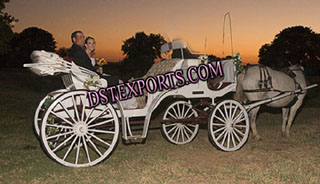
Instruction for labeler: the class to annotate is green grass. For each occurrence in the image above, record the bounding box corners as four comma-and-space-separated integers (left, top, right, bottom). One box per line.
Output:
0, 70, 320, 183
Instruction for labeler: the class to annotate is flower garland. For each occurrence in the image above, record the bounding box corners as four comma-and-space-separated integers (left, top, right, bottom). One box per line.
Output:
83, 75, 100, 89
233, 52, 244, 76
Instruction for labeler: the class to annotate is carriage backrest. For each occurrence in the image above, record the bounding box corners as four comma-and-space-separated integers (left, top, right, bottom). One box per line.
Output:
24, 50, 106, 90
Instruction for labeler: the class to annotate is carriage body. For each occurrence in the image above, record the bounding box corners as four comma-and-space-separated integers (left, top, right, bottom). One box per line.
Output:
25, 41, 252, 167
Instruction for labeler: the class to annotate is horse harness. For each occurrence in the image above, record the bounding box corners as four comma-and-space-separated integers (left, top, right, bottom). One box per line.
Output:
243, 64, 303, 94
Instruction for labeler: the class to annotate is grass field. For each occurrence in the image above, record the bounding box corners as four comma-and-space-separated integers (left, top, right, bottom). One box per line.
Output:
0, 70, 320, 183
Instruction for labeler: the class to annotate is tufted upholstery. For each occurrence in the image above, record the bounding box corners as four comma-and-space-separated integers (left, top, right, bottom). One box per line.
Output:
132, 59, 181, 109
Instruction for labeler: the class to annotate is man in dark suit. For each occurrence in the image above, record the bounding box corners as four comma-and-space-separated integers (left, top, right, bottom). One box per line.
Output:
69, 31, 119, 86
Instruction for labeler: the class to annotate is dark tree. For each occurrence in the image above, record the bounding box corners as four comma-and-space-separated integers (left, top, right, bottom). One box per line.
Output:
0, 0, 18, 59
121, 32, 166, 79
11, 27, 56, 67
258, 26, 320, 74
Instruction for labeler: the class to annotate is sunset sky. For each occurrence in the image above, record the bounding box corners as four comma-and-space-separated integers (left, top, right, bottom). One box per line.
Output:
5, 0, 320, 63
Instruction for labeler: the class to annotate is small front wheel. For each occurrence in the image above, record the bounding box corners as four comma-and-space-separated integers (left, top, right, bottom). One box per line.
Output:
208, 100, 249, 151
161, 101, 199, 145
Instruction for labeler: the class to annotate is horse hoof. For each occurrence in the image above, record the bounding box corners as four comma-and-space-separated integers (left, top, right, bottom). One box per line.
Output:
253, 135, 262, 141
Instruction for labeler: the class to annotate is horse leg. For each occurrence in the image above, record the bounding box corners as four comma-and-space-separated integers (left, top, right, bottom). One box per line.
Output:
285, 96, 305, 137
282, 108, 290, 137
249, 106, 261, 140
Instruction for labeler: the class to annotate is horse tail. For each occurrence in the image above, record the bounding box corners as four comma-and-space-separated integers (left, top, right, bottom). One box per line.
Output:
234, 72, 247, 103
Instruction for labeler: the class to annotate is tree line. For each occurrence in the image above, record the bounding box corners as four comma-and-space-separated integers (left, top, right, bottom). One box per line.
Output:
1, 0, 320, 78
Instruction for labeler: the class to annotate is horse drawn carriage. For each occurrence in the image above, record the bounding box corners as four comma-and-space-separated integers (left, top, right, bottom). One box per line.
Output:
24, 40, 316, 167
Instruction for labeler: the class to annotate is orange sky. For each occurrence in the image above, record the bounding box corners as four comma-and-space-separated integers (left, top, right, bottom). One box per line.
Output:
6, 0, 320, 63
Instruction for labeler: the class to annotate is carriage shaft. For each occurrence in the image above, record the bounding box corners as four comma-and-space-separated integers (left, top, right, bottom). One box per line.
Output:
244, 84, 318, 111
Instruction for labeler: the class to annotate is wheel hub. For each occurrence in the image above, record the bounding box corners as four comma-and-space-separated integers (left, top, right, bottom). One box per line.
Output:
73, 122, 88, 136
225, 119, 233, 131
176, 123, 184, 128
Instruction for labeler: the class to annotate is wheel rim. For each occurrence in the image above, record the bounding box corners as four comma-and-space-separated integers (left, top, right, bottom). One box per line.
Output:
209, 100, 249, 151
34, 95, 50, 137
162, 101, 199, 145
40, 90, 119, 167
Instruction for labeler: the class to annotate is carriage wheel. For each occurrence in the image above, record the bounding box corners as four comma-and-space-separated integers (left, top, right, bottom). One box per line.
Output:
161, 101, 199, 145
34, 95, 51, 138
34, 90, 68, 138
40, 90, 119, 167
208, 100, 249, 152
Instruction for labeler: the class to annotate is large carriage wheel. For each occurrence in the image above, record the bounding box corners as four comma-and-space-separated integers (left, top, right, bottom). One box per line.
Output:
208, 100, 249, 151
161, 101, 199, 145
40, 90, 119, 167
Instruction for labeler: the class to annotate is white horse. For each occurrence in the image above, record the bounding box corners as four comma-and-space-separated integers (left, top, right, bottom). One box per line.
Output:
234, 64, 307, 140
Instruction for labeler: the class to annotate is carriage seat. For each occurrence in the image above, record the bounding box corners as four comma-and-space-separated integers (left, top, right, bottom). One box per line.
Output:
24, 50, 107, 90
131, 58, 182, 108
207, 59, 235, 90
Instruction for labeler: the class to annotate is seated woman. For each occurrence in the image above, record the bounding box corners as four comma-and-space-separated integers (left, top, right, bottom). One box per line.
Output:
84, 36, 120, 86
84, 36, 137, 109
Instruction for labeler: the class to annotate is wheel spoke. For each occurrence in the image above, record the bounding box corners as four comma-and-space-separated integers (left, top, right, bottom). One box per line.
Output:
167, 125, 177, 134
88, 129, 115, 134
176, 127, 181, 142
85, 134, 102, 156
186, 124, 198, 128
58, 102, 78, 124
186, 111, 196, 118
224, 103, 229, 119
231, 105, 238, 119
52, 134, 75, 152
183, 106, 191, 118
176, 104, 181, 118
235, 117, 246, 124
72, 95, 80, 122
217, 108, 227, 121
47, 131, 74, 140
46, 124, 73, 130
221, 130, 229, 146
184, 125, 194, 134
51, 112, 74, 126
216, 128, 227, 141
86, 108, 110, 126
84, 108, 94, 123
229, 102, 233, 119
213, 126, 225, 134
214, 115, 226, 124
233, 111, 244, 123
234, 127, 245, 137
211, 123, 225, 127
82, 136, 91, 163
181, 103, 186, 117
180, 127, 185, 142
234, 124, 247, 128
232, 130, 241, 143
87, 118, 115, 128
163, 124, 176, 128
80, 95, 87, 122
227, 131, 231, 148
167, 111, 177, 119
231, 130, 236, 147
90, 133, 111, 147
171, 106, 179, 119
182, 126, 190, 139
170, 126, 179, 140
75, 137, 81, 164
63, 135, 78, 161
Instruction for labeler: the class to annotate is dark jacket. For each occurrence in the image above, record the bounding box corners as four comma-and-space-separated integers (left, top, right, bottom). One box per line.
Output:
69, 44, 96, 72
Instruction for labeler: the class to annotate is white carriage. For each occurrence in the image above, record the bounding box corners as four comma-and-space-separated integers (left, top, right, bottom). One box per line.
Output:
24, 40, 251, 167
